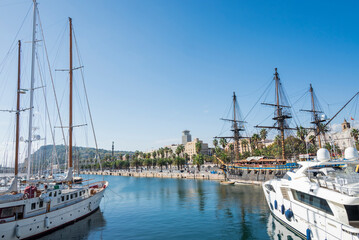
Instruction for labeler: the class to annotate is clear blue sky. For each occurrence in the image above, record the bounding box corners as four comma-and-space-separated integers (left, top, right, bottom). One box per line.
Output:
0, 0, 358, 156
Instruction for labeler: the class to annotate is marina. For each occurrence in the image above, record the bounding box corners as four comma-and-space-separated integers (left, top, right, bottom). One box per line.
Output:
0, 1, 359, 239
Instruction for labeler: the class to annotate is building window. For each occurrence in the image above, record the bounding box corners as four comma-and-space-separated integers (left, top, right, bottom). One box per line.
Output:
292, 190, 333, 215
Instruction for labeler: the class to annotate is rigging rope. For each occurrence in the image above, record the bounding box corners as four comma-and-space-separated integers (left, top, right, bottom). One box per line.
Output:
37, 10, 67, 148
73, 28, 102, 173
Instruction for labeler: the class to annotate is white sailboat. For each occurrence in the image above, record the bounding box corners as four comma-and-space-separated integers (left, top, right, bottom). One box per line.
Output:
0, 2, 108, 239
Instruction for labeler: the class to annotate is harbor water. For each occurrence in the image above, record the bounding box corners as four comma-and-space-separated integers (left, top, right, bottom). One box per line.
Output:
38, 175, 302, 240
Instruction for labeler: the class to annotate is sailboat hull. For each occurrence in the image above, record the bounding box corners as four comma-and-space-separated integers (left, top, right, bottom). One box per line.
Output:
0, 182, 107, 240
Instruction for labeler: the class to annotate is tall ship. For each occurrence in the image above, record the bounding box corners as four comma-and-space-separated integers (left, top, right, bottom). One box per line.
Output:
0, 2, 107, 239
216, 68, 298, 184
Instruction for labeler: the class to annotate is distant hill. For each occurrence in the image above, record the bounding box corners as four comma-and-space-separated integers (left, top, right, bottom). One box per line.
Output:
28, 145, 133, 166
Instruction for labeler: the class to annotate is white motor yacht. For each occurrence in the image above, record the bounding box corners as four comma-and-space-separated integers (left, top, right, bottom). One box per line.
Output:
263, 147, 359, 240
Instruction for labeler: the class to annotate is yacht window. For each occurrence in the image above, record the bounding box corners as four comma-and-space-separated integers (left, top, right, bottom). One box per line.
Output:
66, 195, 69, 201
79, 191, 82, 196
345, 205, 359, 221
61, 196, 65, 202
49, 192, 52, 197
74, 193, 78, 198
39, 201, 43, 208
71, 194, 73, 199
59, 190, 62, 195
31, 203, 36, 210
54, 191, 57, 197
292, 190, 333, 215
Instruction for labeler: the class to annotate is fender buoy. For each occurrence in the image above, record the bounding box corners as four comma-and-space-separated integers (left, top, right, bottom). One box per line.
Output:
274, 200, 278, 210
285, 209, 293, 221
15, 225, 20, 238
45, 216, 50, 228
306, 228, 311, 240
281, 204, 285, 215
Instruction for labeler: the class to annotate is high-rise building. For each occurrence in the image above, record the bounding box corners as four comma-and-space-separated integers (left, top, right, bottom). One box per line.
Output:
182, 130, 192, 145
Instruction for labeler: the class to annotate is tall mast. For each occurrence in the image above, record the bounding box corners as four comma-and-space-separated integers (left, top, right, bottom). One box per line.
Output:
26, 0, 37, 179
256, 68, 296, 161
215, 91, 244, 162
233, 92, 240, 161
274, 68, 286, 161
310, 84, 322, 148
69, 17, 73, 169
15, 40, 21, 177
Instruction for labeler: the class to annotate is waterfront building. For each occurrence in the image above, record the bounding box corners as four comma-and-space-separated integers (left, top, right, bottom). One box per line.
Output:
327, 119, 357, 151
182, 130, 192, 145
184, 138, 209, 160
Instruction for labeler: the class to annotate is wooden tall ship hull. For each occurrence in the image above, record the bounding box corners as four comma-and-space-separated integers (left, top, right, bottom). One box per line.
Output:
224, 159, 298, 184
0, 181, 107, 240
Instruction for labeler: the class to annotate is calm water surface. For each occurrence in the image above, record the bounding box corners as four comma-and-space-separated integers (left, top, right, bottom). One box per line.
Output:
38, 175, 301, 240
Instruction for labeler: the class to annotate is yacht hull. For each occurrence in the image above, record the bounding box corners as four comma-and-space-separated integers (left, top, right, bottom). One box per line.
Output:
262, 180, 359, 240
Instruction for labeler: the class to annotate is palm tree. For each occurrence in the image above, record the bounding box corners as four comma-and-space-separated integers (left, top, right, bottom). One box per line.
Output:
296, 126, 308, 144
260, 129, 268, 142
176, 145, 185, 157
213, 139, 218, 148
164, 147, 170, 158
219, 138, 227, 149
351, 129, 359, 142
195, 141, 202, 154
152, 151, 157, 159
251, 134, 260, 149
309, 135, 317, 148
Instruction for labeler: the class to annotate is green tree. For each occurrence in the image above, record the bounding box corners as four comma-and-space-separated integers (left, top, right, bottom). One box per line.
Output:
193, 154, 204, 171
213, 139, 218, 148
296, 126, 308, 145
220, 138, 227, 149
251, 134, 260, 149
260, 129, 268, 142
195, 141, 202, 154
351, 128, 359, 142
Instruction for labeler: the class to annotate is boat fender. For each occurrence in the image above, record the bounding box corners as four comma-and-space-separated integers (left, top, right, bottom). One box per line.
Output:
15, 224, 20, 238
306, 228, 311, 240
285, 209, 293, 221
281, 204, 285, 215
274, 200, 278, 210
45, 216, 50, 228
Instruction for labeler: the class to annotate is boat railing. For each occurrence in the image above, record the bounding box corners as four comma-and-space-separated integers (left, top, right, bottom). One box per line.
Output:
312, 175, 359, 196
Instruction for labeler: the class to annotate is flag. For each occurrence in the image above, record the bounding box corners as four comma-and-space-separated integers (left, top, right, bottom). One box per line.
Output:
351, 117, 354, 121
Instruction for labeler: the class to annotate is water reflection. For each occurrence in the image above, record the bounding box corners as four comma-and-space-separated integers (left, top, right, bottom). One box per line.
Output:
38, 209, 106, 240
267, 214, 303, 240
